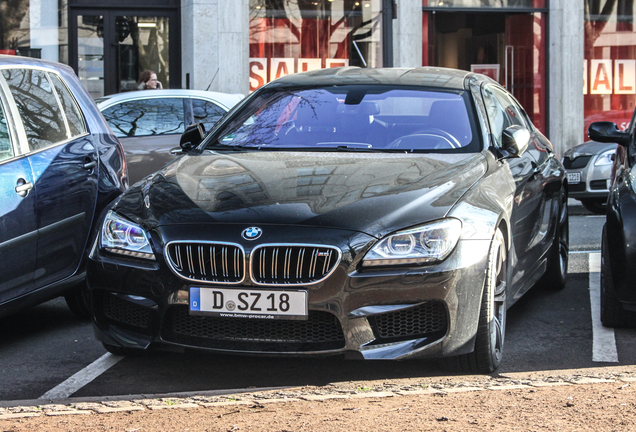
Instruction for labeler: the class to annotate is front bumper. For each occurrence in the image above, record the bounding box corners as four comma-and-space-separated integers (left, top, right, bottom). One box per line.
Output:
87, 224, 490, 360
566, 163, 612, 200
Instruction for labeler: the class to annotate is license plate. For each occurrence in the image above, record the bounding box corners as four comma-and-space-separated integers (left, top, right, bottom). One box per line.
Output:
189, 287, 308, 320
567, 172, 581, 184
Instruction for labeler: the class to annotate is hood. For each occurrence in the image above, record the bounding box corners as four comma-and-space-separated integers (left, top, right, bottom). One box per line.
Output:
116, 151, 487, 238
564, 141, 618, 159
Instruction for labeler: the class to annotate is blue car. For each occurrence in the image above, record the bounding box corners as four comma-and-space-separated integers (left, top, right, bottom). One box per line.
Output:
0, 55, 126, 318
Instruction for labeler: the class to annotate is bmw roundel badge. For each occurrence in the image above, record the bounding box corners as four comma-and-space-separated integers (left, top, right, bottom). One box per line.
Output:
242, 227, 263, 241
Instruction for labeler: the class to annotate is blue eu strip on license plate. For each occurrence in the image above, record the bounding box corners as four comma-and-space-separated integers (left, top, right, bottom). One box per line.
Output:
190, 287, 201, 311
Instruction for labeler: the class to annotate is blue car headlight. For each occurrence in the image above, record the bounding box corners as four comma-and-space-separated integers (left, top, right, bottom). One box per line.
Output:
362, 218, 462, 267
100, 211, 155, 260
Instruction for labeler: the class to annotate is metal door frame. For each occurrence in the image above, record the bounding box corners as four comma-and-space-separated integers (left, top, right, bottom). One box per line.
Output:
69, 7, 181, 96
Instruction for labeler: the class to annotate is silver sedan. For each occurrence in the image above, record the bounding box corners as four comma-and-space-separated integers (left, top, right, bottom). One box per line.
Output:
96, 89, 244, 185
562, 141, 618, 214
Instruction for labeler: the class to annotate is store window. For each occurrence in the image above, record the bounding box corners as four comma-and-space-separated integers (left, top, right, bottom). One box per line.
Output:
423, 10, 546, 134
249, 0, 383, 92
423, 0, 545, 7
0, 0, 67, 63
584, 1, 636, 137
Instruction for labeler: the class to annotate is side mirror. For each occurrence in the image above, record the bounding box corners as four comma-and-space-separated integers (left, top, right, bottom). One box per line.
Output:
588, 121, 629, 146
501, 125, 530, 158
179, 122, 206, 151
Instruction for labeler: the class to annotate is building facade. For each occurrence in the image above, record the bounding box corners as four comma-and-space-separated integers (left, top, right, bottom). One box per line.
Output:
1, 0, 632, 155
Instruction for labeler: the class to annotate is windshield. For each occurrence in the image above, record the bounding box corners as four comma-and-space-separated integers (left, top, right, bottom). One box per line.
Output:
209, 86, 479, 152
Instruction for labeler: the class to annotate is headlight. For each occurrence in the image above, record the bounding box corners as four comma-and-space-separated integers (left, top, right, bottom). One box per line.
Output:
362, 219, 462, 267
101, 211, 155, 260
594, 149, 616, 166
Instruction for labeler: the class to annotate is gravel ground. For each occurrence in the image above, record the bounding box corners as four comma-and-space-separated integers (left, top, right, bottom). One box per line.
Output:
1, 366, 635, 431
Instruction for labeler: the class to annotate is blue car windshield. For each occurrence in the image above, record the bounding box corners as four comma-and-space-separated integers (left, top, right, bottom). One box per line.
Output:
210, 86, 479, 152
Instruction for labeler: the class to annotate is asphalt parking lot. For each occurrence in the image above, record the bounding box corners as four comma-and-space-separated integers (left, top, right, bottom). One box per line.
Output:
1, 201, 634, 404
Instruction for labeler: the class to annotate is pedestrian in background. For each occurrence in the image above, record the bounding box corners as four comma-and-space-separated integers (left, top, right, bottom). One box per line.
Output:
137, 70, 163, 90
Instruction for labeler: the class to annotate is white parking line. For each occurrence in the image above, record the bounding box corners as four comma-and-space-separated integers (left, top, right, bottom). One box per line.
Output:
588, 253, 619, 363
39, 353, 124, 400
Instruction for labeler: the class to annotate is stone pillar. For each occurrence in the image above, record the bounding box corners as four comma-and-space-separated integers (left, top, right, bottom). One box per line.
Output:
392, 0, 422, 68
181, 0, 250, 95
549, 0, 585, 156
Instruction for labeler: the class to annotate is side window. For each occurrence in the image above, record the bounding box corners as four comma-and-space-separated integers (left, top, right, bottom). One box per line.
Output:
2, 68, 68, 151
191, 99, 226, 132
0, 100, 12, 162
482, 86, 512, 147
49, 73, 86, 137
101, 98, 185, 138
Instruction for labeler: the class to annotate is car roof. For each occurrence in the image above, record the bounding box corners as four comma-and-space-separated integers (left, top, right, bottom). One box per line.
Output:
266, 67, 491, 91
95, 89, 245, 111
0, 54, 76, 74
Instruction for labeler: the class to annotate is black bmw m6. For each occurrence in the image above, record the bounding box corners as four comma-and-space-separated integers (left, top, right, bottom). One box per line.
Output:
87, 67, 568, 373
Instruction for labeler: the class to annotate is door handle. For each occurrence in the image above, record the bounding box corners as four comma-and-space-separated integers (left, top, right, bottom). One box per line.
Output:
15, 178, 33, 198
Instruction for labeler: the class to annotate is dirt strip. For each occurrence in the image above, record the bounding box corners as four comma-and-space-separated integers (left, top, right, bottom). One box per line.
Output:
1, 366, 635, 431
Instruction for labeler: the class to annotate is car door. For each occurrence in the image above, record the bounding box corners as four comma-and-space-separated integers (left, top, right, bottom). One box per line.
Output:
100, 97, 186, 185
0, 81, 37, 303
482, 84, 549, 300
2, 68, 98, 289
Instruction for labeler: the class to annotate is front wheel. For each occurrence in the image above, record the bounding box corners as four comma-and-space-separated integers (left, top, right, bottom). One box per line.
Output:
580, 198, 606, 215
600, 227, 636, 327
540, 193, 569, 291
64, 285, 91, 320
443, 228, 507, 373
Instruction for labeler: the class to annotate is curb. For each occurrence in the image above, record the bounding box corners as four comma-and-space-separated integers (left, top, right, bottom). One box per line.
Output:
1, 371, 635, 421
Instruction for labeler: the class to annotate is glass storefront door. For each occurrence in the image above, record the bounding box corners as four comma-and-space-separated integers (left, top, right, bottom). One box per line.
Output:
424, 12, 546, 133
70, 9, 179, 98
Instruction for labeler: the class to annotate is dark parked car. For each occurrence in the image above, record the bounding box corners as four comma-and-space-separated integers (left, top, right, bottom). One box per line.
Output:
0, 56, 126, 318
96, 90, 243, 185
562, 140, 617, 214
589, 119, 636, 327
87, 67, 568, 373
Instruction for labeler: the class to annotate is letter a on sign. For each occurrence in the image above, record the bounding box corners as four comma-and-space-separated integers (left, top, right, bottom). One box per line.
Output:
615, 60, 635, 95
591, 59, 613, 95
272, 58, 294, 80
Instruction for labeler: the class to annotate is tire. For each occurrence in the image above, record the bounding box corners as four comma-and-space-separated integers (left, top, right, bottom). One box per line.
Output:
540, 193, 569, 291
443, 228, 507, 373
64, 285, 91, 320
581, 198, 606, 215
600, 228, 636, 327
102, 343, 148, 357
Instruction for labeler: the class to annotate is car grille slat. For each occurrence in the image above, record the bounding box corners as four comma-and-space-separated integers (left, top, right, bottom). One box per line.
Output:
252, 246, 339, 285
167, 242, 244, 283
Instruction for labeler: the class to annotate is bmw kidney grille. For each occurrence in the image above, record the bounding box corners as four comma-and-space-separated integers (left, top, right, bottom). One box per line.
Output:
251, 245, 340, 285
166, 242, 340, 285
166, 242, 245, 284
